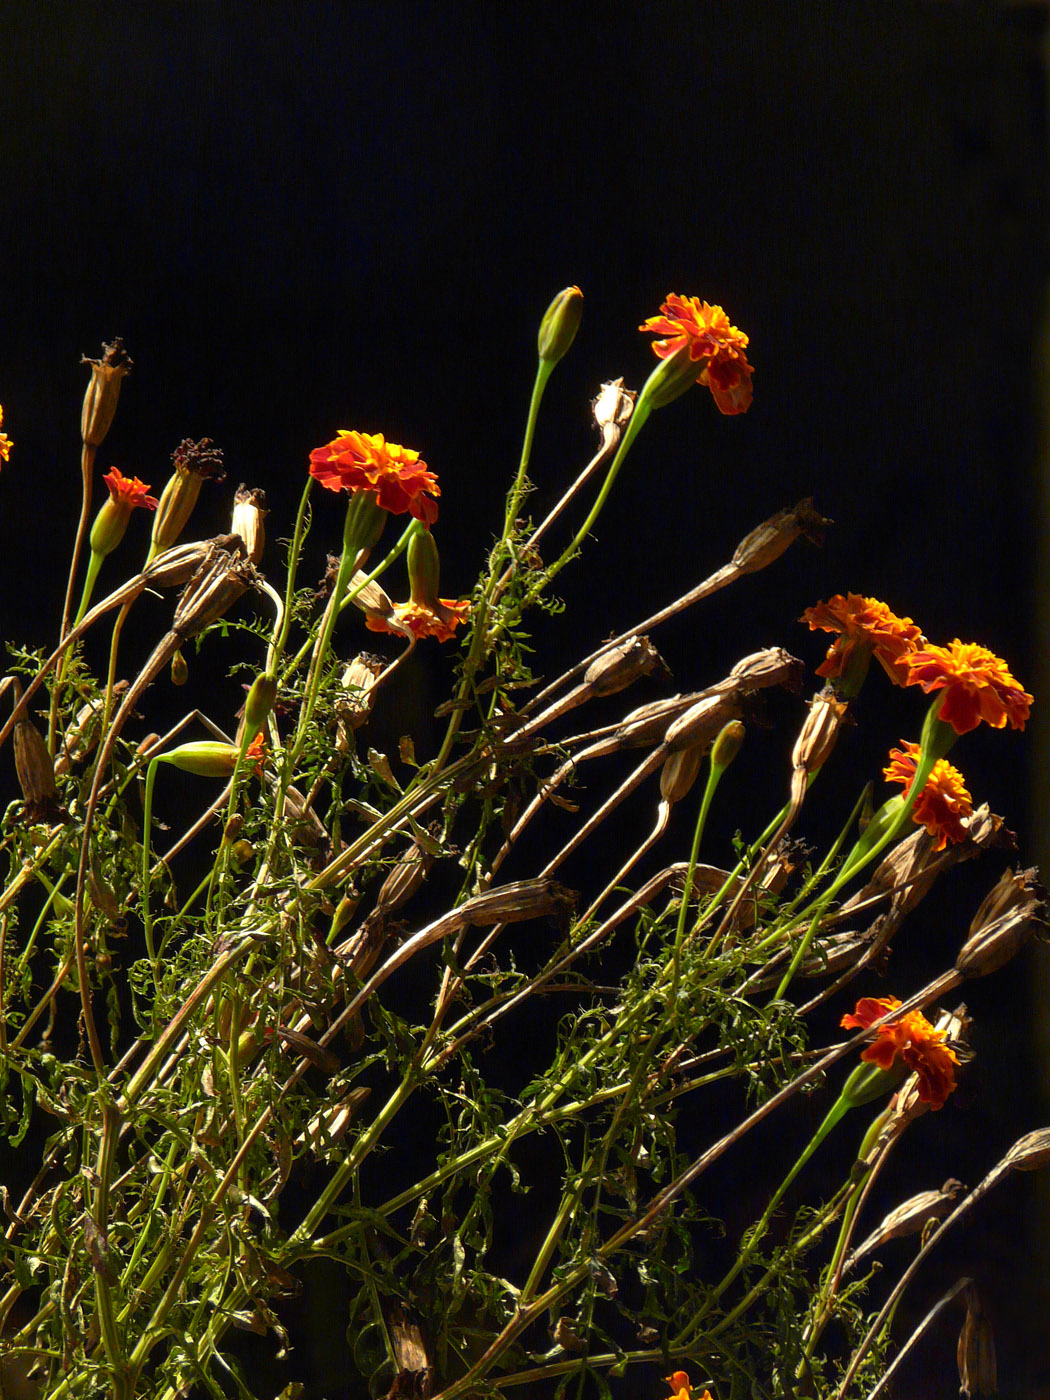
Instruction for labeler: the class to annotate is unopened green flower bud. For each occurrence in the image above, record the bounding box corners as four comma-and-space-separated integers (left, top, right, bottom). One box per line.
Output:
710, 719, 745, 772
641, 343, 700, 410
230, 839, 254, 866
839, 1057, 907, 1109
407, 525, 442, 609
242, 671, 278, 743
157, 741, 240, 778
538, 286, 583, 364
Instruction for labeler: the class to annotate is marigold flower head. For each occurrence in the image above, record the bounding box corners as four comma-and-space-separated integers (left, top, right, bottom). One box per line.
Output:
801, 594, 923, 687
841, 996, 959, 1110
903, 640, 1032, 735
883, 740, 972, 850
664, 1372, 713, 1400
639, 294, 754, 415
309, 430, 440, 525
365, 597, 470, 643
102, 467, 158, 512
0, 405, 12, 465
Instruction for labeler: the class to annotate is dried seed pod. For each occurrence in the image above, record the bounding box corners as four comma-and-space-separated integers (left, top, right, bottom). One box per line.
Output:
789, 688, 849, 810
376, 843, 432, 914
340, 654, 384, 731
956, 867, 1046, 979
151, 438, 227, 556
592, 377, 636, 434
230, 484, 267, 565
13, 717, 61, 823
659, 746, 704, 806
454, 877, 576, 928
584, 635, 664, 697
729, 646, 806, 692
171, 536, 254, 639
80, 338, 131, 447
664, 693, 740, 753
1001, 1127, 1050, 1173
847, 1180, 963, 1268
731, 496, 830, 575
958, 1282, 997, 1399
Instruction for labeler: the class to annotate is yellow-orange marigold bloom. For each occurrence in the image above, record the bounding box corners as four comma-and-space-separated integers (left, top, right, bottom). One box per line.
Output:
103, 467, 158, 512
365, 597, 470, 643
308, 430, 440, 525
0, 405, 12, 465
639, 295, 754, 415
883, 740, 972, 850
664, 1372, 713, 1400
841, 996, 959, 1110
903, 640, 1032, 735
801, 593, 923, 686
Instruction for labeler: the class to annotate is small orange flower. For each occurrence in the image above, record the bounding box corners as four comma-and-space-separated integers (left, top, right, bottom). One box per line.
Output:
0, 405, 12, 465
309, 430, 440, 525
103, 467, 158, 512
841, 996, 959, 1110
903, 640, 1032, 735
883, 740, 972, 850
639, 295, 754, 415
244, 731, 267, 775
365, 597, 471, 643
664, 1372, 713, 1400
801, 594, 923, 686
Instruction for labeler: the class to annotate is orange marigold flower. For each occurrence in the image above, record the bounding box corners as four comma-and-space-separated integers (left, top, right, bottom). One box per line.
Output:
841, 996, 959, 1110
308, 430, 440, 525
903, 640, 1032, 735
639, 294, 754, 415
801, 593, 923, 686
103, 467, 158, 511
883, 740, 972, 850
244, 731, 267, 774
664, 1372, 713, 1400
0, 405, 12, 465
365, 597, 470, 643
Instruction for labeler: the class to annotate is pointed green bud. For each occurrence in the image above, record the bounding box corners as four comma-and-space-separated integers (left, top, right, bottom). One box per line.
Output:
538, 286, 583, 364
243, 672, 278, 743
710, 719, 745, 772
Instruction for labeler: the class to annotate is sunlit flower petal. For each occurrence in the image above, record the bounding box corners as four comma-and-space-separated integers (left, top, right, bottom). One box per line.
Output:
309, 429, 440, 525
102, 467, 158, 512
664, 1372, 713, 1400
801, 594, 923, 686
0, 405, 12, 465
841, 996, 958, 1110
640, 295, 754, 415
903, 640, 1032, 735
365, 597, 470, 643
883, 740, 972, 850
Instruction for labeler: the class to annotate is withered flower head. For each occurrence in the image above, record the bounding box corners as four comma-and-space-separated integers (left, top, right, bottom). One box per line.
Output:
151, 438, 227, 556
1002, 1127, 1050, 1173
340, 653, 385, 732
791, 689, 850, 779
591, 377, 636, 436
13, 717, 64, 824
883, 740, 973, 850
81, 338, 132, 447
732, 498, 830, 576
366, 598, 471, 643
584, 636, 664, 697
958, 1283, 997, 1400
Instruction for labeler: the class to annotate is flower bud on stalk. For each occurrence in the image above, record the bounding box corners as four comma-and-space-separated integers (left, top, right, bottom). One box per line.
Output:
790, 689, 849, 809
641, 343, 706, 411
537, 286, 583, 364
240, 671, 278, 746
230, 485, 267, 565
170, 649, 189, 686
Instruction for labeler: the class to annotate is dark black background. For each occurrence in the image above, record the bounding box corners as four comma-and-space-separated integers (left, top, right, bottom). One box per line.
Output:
2, 4, 1050, 1397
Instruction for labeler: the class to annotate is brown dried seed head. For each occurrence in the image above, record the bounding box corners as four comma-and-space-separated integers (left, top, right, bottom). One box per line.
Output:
729, 647, 806, 692
376, 844, 432, 914
659, 746, 704, 806
13, 717, 59, 823
80, 339, 132, 447
456, 878, 577, 927
851, 1181, 963, 1264
584, 636, 664, 697
791, 689, 849, 777
592, 377, 636, 435
665, 693, 739, 753
731, 497, 831, 575
341, 653, 385, 731
230, 485, 268, 565
171, 539, 254, 639
958, 1282, 997, 1400
1002, 1127, 1050, 1173
956, 867, 1046, 980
